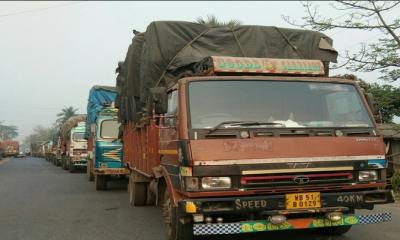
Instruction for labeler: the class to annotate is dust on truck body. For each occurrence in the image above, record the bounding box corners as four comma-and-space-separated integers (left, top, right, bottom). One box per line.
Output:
117, 21, 394, 239
59, 115, 88, 172
85, 86, 127, 190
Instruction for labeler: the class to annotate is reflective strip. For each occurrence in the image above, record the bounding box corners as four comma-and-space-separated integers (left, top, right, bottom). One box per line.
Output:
242, 166, 354, 175
193, 212, 392, 235
159, 149, 178, 155
194, 155, 385, 166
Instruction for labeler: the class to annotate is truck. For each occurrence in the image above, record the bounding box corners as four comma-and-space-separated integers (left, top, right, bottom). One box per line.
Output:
85, 86, 128, 190
30, 141, 45, 158
116, 21, 394, 240
59, 115, 88, 172
2, 140, 19, 157
0, 141, 4, 159
44, 141, 53, 161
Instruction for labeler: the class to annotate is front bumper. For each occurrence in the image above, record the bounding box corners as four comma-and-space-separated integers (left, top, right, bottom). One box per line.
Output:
71, 158, 87, 167
178, 189, 394, 236
193, 212, 392, 235
94, 167, 129, 175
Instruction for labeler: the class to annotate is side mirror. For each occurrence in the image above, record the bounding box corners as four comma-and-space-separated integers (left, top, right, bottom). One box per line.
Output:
364, 92, 382, 123
150, 87, 168, 114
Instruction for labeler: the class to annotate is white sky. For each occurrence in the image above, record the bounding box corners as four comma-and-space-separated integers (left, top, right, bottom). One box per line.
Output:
0, 1, 399, 142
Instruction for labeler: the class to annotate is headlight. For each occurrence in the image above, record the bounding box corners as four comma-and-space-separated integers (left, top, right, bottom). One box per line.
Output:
201, 177, 231, 190
359, 170, 378, 181
184, 177, 199, 191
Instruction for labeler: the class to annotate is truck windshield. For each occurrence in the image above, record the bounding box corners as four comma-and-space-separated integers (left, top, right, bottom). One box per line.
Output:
100, 120, 119, 139
188, 80, 373, 129
72, 132, 85, 142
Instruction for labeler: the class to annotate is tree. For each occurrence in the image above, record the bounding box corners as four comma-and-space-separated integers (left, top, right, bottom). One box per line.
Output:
55, 106, 78, 127
283, 1, 400, 81
332, 74, 400, 123
0, 122, 18, 140
358, 79, 400, 123
23, 125, 55, 146
195, 14, 242, 28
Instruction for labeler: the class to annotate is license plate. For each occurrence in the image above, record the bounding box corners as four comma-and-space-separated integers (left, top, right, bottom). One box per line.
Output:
286, 192, 321, 209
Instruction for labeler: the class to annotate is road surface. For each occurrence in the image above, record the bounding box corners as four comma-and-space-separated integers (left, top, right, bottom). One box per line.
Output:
0, 157, 398, 240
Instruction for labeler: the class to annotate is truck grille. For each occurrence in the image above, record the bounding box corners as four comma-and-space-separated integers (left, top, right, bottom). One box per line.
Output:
241, 172, 354, 189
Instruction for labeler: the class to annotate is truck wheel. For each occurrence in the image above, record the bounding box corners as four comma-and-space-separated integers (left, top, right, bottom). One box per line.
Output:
95, 175, 107, 190
62, 157, 67, 170
87, 160, 94, 181
69, 163, 75, 173
129, 174, 147, 206
162, 190, 193, 240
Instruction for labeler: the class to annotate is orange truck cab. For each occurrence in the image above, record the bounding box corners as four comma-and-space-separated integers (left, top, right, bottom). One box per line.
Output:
127, 56, 393, 239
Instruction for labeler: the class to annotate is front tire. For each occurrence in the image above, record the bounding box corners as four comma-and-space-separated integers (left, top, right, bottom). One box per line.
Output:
87, 159, 94, 181
162, 189, 193, 240
95, 175, 107, 190
69, 162, 75, 173
62, 157, 67, 170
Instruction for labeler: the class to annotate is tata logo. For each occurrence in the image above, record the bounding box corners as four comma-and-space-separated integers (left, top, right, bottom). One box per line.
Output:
293, 175, 310, 185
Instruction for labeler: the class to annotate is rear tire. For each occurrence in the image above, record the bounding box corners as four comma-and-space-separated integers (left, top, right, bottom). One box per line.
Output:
162, 189, 193, 240
87, 159, 94, 181
129, 173, 147, 206
95, 175, 107, 190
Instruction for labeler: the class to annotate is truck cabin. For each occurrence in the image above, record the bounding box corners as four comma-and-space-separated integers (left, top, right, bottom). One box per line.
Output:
152, 56, 389, 201
94, 107, 123, 170
70, 122, 88, 158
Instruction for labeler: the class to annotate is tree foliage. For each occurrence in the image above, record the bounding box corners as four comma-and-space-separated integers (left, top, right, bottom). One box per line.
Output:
23, 125, 55, 146
283, 1, 400, 81
333, 74, 400, 123
196, 14, 242, 28
358, 79, 400, 123
0, 122, 18, 140
55, 106, 78, 127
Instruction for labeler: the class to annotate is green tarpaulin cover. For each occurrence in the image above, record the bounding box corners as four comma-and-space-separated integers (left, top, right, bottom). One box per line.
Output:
117, 21, 338, 121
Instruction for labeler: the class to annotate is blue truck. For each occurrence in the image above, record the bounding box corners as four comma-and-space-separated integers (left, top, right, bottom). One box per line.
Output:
85, 86, 128, 190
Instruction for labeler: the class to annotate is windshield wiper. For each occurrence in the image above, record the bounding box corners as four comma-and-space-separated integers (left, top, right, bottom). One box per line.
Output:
208, 121, 284, 134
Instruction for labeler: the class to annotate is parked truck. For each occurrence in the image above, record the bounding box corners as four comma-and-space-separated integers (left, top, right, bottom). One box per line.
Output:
0, 141, 4, 159
31, 141, 46, 158
2, 140, 19, 157
59, 115, 88, 172
116, 21, 394, 240
85, 86, 128, 190
44, 141, 52, 161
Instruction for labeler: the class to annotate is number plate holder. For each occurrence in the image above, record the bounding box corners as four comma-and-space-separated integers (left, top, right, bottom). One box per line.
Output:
285, 192, 321, 209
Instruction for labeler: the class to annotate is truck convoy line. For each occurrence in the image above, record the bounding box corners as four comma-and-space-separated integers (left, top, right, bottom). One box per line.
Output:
29, 21, 394, 240
115, 21, 394, 240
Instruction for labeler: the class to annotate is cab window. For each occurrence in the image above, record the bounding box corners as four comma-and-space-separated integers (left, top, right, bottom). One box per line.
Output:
165, 90, 178, 126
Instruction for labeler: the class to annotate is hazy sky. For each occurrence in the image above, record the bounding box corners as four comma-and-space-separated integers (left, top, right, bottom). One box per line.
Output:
0, 1, 398, 142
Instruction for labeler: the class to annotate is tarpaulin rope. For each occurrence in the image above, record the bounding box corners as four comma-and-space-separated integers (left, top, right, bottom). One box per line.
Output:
231, 28, 247, 57
155, 28, 212, 88
274, 26, 304, 59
